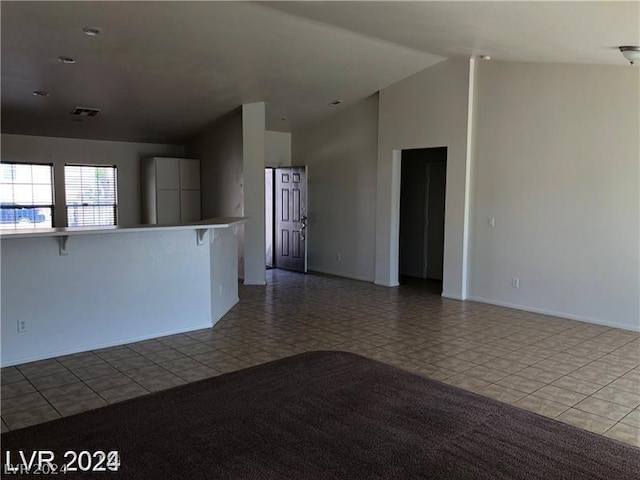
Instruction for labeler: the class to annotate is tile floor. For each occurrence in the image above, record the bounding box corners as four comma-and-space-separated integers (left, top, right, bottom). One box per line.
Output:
2, 270, 639, 447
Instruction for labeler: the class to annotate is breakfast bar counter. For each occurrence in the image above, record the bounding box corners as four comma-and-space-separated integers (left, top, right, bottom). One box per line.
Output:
0, 218, 246, 366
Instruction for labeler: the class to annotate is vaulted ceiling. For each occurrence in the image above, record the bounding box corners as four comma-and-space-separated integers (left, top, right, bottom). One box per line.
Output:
2, 1, 637, 144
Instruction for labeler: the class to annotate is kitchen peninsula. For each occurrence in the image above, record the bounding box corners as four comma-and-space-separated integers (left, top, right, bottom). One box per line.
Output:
0, 218, 246, 366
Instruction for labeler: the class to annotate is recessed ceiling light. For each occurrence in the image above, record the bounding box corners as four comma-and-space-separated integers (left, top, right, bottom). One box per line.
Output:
329, 100, 343, 107
58, 56, 76, 64
83, 26, 103, 36
32, 90, 50, 97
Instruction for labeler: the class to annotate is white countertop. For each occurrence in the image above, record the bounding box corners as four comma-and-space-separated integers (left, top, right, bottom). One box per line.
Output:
0, 217, 248, 240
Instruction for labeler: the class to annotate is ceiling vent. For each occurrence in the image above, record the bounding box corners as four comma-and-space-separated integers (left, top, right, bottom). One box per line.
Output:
70, 107, 101, 117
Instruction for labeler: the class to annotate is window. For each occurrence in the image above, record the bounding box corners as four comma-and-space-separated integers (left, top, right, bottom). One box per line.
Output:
0, 162, 54, 230
2, 164, 16, 181
65, 165, 118, 226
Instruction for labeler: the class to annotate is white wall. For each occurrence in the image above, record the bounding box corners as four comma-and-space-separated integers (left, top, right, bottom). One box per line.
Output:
0, 134, 185, 227
210, 227, 241, 322
1, 226, 241, 366
242, 102, 266, 285
376, 59, 469, 298
292, 95, 379, 281
266, 131, 292, 167
469, 61, 640, 331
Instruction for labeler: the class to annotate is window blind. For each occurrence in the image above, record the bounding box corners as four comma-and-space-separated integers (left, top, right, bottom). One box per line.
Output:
65, 165, 118, 226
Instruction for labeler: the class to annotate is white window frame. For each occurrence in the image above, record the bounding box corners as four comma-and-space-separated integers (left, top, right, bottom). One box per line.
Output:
64, 164, 118, 227
0, 161, 55, 229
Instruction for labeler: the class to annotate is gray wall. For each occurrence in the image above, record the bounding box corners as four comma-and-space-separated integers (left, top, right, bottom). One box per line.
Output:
469, 61, 640, 330
186, 109, 243, 219
376, 59, 470, 297
292, 94, 379, 282
186, 109, 245, 277
265, 131, 292, 168
0, 133, 185, 227
241, 102, 266, 285
186, 104, 268, 285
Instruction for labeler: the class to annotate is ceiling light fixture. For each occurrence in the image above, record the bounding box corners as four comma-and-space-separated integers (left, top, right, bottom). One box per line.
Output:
330, 100, 343, 107
32, 90, 50, 97
83, 26, 103, 36
619, 46, 640, 65
58, 56, 76, 64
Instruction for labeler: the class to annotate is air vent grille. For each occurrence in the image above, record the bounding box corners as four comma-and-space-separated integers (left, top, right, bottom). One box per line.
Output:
71, 107, 101, 117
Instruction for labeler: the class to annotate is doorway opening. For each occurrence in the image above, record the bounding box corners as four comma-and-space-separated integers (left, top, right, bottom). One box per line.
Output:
265, 166, 307, 273
399, 147, 447, 293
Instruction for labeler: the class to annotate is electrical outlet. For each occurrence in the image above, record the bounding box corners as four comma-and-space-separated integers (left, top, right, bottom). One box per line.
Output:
17, 319, 28, 333
511, 277, 520, 288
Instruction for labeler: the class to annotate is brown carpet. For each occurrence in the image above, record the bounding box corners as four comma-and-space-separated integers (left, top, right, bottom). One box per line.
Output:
2, 351, 639, 479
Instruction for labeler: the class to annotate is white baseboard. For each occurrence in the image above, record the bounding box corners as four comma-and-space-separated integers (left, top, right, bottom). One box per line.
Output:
1, 322, 214, 367
212, 296, 240, 323
441, 292, 464, 301
310, 267, 374, 283
374, 280, 400, 287
467, 296, 640, 333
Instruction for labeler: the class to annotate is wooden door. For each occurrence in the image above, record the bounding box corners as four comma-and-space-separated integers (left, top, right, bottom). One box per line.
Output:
275, 167, 307, 272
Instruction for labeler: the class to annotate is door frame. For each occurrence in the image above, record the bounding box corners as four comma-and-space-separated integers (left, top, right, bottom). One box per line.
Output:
265, 168, 275, 268
398, 148, 447, 283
